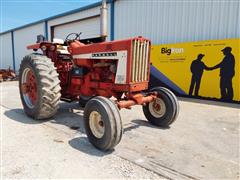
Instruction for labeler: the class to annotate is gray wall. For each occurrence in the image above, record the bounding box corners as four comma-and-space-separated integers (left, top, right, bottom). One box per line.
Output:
0, 33, 13, 69
14, 23, 45, 71
114, 0, 240, 44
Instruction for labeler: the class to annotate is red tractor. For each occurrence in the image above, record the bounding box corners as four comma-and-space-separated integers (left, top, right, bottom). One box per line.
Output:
19, 33, 179, 151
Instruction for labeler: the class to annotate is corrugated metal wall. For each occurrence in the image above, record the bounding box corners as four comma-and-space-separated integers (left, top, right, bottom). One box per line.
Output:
114, 0, 240, 44
14, 23, 45, 71
0, 33, 13, 69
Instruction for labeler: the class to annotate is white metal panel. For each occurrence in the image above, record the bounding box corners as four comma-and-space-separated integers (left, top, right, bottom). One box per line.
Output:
48, 4, 111, 41
0, 33, 13, 69
53, 16, 100, 40
14, 23, 44, 71
114, 0, 240, 44
48, 6, 100, 27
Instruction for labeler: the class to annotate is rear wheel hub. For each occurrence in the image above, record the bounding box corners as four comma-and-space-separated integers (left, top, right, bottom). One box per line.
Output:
21, 68, 38, 108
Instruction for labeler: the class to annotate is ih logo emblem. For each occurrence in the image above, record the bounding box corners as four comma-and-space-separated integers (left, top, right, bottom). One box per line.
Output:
92, 52, 117, 57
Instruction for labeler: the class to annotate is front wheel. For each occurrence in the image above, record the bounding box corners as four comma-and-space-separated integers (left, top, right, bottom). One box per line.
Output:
143, 87, 179, 127
84, 96, 123, 151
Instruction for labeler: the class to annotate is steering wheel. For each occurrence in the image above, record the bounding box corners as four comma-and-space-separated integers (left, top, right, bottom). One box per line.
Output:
65, 32, 82, 44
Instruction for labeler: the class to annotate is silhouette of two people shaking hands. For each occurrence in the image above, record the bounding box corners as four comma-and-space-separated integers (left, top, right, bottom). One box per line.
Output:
189, 47, 235, 101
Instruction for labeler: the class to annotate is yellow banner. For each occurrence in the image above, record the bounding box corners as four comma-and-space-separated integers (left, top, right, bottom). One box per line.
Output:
151, 39, 240, 102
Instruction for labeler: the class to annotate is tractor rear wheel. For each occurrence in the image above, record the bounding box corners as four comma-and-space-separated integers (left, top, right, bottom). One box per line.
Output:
19, 54, 61, 120
143, 87, 179, 127
84, 96, 123, 151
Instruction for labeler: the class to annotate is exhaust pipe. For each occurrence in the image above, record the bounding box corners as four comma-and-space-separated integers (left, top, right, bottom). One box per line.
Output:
100, 0, 108, 41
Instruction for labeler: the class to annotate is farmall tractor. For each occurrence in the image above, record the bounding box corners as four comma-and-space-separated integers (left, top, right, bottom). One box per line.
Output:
19, 1, 179, 151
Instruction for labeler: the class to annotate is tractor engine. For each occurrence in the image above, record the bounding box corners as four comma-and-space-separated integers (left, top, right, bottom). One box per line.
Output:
60, 37, 151, 101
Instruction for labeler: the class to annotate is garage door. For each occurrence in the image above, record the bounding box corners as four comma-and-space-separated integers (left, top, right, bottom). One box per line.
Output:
53, 16, 100, 40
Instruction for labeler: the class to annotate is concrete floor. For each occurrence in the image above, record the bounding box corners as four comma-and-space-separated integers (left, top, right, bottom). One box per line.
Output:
1, 81, 239, 179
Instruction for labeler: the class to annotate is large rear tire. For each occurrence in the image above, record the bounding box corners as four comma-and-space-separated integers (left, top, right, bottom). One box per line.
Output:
19, 54, 61, 120
84, 96, 123, 151
143, 87, 179, 127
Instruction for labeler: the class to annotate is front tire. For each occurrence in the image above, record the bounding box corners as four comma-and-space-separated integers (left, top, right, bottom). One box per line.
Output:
19, 54, 61, 120
143, 87, 179, 127
84, 96, 123, 151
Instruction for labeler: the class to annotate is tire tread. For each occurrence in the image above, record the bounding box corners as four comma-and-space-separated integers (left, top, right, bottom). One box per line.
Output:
19, 54, 61, 120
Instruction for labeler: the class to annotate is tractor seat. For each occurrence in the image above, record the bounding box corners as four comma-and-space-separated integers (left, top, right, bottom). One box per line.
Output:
53, 38, 64, 44
53, 38, 70, 54
57, 45, 70, 54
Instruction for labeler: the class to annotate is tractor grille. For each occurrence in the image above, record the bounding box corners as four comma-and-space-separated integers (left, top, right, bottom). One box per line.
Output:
131, 39, 150, 82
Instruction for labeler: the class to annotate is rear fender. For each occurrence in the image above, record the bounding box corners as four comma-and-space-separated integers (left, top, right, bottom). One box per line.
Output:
27, 42, 54, 51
